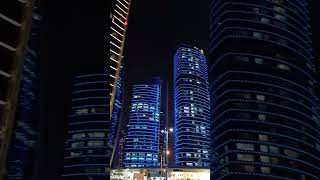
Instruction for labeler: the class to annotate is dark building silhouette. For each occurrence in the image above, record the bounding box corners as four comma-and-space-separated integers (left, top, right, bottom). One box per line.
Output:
209, 0, 320, 179
62, 73, 109, 179
174, 44, 210, 168
5, 2, 42, 180
0, 1, 37, 179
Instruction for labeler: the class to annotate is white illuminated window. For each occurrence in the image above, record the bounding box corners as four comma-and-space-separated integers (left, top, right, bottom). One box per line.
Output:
88, 132, 105, 138
71, 142, 84, 148
237, 154, 254, 161
72, 133, 85, 139
277, 64, 290, 71
260, 155, 270, 163
236, 143, 255, 151
256, 94, 265, 101
88, 140, 104, 146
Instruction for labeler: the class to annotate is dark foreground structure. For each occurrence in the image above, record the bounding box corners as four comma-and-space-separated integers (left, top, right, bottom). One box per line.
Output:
209, 0, 320, 179
63, 73, 109, 179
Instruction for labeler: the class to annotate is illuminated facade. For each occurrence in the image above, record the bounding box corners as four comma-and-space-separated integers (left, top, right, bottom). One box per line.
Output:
109, 0, 131, 117
5, 3, 42, 180
174, 44, 210, 168
124, 79, 162, 168
209, 0, 320, 179
63, 73, 109, 178
0, 1, 36, 178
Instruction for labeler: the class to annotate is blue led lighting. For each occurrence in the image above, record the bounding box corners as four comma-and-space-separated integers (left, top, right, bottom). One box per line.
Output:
124, 80, 161, 168
174, 44, 210, 168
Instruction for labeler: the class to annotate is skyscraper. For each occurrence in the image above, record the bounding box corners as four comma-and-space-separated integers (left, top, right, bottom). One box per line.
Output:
63, 73, 109, 179
5, 2, 42, 179
0, 1, 36, 178
109, 0, 131, 117
174, 44, 210, 168
209, 0, 320, 179
124, 79, 162, 168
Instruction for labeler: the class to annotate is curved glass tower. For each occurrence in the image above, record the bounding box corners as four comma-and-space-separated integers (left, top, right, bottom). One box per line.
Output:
63, 73, 109, 179
209, 0, 320, 179
174, 44, 210, 168
124, 79, 161, 168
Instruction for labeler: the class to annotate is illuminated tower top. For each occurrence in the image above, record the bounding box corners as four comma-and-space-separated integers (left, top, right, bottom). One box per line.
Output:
109, 0, 132, 117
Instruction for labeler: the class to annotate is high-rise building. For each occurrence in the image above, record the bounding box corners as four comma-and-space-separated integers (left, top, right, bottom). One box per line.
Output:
174, 44, 210, 168
0, 1, 37, 178
5, 2, 42, 180
62, 73, 109, 179
109, 0, 131, 117
124, 79, 162, 168
209, 0, 320, 179
114, 130, 126, 169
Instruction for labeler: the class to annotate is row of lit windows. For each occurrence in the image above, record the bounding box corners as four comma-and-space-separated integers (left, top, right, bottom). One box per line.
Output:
70, 140, 105, 148
72, 132, 105, 139
74, 107, 105, 115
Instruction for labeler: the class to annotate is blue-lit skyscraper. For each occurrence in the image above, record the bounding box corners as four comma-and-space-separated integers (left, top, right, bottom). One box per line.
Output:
209, 0, 320, 179
174, 44, 210, 168
124, 79, 162, 168
63, 73, 110, 179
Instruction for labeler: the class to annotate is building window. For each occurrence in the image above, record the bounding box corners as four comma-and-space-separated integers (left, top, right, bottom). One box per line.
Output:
254, 58, 264, 64
271, 157, 280, 164
258, 114, 266, 121
260, 145, 268, 152
261, 167, 271, 174
75, 108, 88, 115
273, 6, 286, 13
274, 14, 286, 21
237, 154, 255, 161
277, 64, 290, 71
284, 149, 299, 158
270, 146, 280, 154
236, 143, 255, 151
234, 56, 249, 62
72, 133, 86, 139
70, 151, 82, 156
261, 17, 270, 24
256, 94, 266, 101
88, 132, 105, 138
87, 140, 104, 146
260, 155, 270, 163
259, 134, 269, 141
253, 32, 263, 38
241, 165, 256, 172
71, 142, 85, 148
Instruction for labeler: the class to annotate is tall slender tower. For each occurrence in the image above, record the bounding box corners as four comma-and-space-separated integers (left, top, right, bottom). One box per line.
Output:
63, 73, 109, 179
5, 2, 42, 179
124, 79, 162, 168
174, 44, 210, 168
209, 0, 320, 179
0, 1, 36, 179
109, 0, 131, 117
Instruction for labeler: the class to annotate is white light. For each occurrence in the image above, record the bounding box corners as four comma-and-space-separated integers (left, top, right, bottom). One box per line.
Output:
161, 130, 165, 133
169, 128, 173, 132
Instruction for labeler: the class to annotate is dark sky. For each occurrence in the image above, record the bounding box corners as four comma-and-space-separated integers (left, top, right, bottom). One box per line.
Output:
124, 0, 209, 83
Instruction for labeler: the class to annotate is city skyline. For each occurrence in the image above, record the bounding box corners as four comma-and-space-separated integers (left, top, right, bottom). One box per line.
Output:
0, 0, 320, 179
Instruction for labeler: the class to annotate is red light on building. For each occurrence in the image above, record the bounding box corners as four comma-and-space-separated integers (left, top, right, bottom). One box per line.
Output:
124, 20, 128, 27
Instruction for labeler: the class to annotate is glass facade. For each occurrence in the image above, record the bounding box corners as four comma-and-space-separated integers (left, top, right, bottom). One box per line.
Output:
209, 0, 320, 179
63, 73, 110, 179
5, 3, 42, 179
124, 79, 162, 168
174, 44, 210, 168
